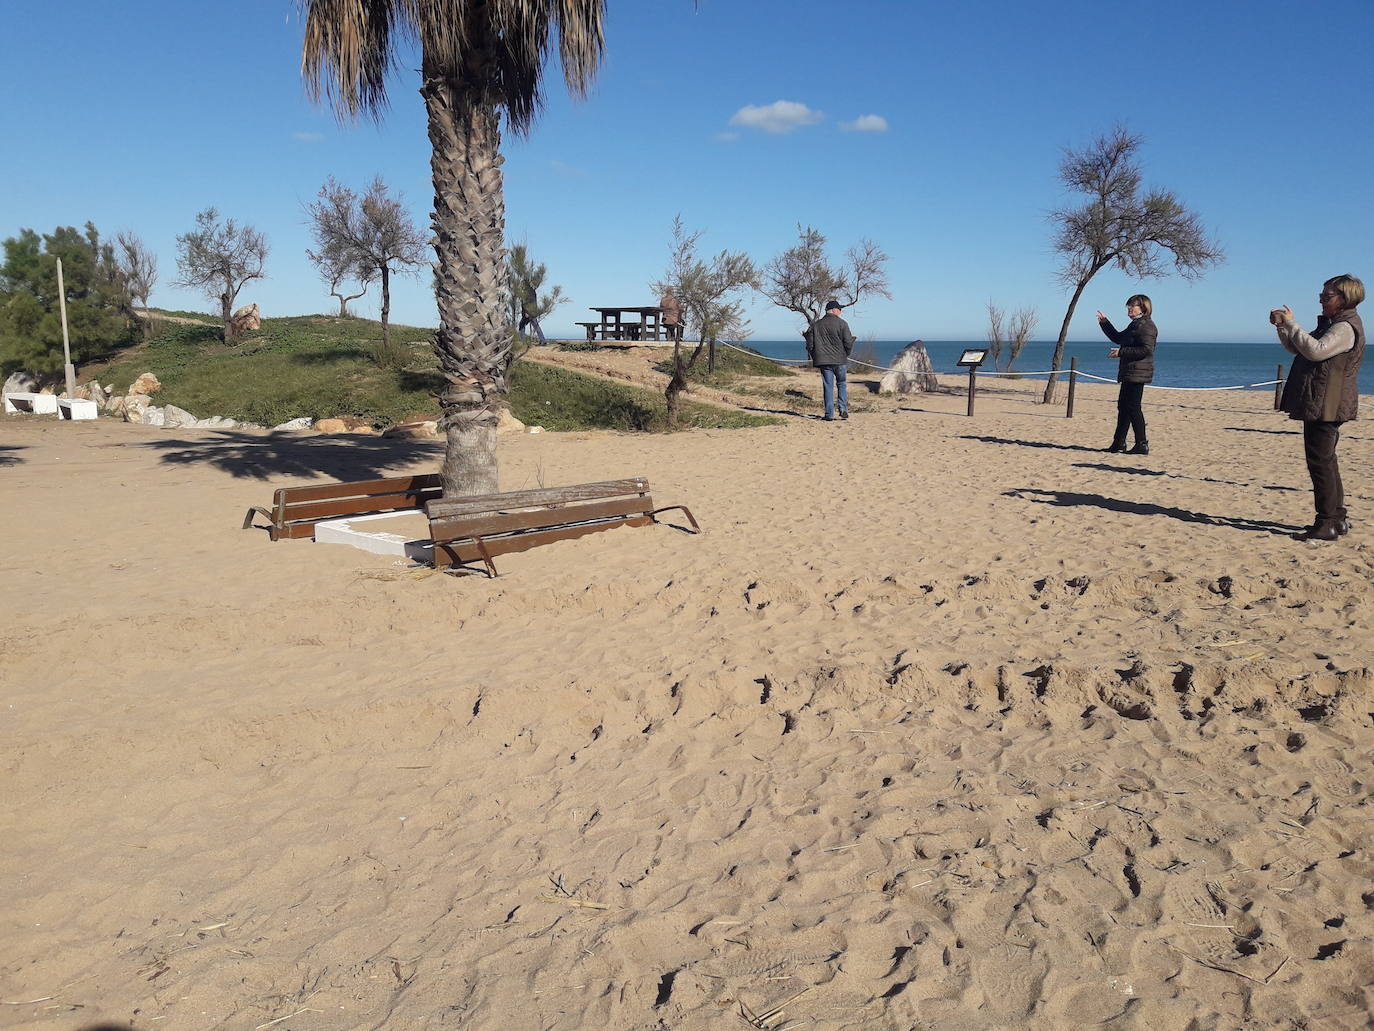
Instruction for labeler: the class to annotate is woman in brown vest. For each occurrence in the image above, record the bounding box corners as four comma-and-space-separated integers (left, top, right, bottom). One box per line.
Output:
1271, 274, 1366, 541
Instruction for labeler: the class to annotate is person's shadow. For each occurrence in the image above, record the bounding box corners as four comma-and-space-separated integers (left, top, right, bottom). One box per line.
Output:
1004, 487, 1302, 536
0, 444, 25, 466
960, 434, 1102, 453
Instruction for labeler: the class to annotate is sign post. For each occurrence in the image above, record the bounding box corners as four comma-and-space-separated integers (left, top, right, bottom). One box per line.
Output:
956, 348, 988, 417
57, 258, 76, 400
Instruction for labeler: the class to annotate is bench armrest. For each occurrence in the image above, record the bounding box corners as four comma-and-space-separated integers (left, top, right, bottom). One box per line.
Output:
649, 504, 701, 533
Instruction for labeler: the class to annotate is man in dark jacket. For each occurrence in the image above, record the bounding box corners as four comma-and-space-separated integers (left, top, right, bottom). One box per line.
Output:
805, 300, 856, 421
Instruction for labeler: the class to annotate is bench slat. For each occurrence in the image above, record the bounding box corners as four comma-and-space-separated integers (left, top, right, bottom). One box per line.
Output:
430, 496, 652, 541
281, 489, 443, 526
425, 478, 648, 520
432, 515, 654, 568
278, 473, 441, 506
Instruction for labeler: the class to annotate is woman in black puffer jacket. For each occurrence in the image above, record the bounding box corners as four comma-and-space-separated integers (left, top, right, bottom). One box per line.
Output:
1096, 294, 1158, 454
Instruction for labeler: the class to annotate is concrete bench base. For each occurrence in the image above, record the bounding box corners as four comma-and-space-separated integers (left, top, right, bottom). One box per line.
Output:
4, 392, 59, 415
315, 510, 434, 562
56, 398, 98, 420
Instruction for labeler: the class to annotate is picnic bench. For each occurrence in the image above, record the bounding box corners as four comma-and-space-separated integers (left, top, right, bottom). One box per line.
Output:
243, 473, 444, 541
426, 477, 699, 576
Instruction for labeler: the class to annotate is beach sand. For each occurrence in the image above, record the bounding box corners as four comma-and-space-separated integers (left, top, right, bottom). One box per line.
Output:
3, 374, 1373, 1030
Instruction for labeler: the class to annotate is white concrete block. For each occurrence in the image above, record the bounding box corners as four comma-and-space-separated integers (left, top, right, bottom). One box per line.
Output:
315, 510, 434, 562
56, 398, 99, 420
4, 392, 59, 415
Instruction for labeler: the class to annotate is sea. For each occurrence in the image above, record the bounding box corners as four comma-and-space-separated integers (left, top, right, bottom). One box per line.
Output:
738, 339, 1374, 394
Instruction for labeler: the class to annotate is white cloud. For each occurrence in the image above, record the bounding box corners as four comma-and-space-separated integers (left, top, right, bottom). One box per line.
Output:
292, 131, 324, 143
840, 114, 889, 133
728, 100, 824, 134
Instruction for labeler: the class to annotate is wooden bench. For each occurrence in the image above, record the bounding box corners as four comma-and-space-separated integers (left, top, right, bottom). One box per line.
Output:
425, 477, 699, 576
243, 473, 443, 541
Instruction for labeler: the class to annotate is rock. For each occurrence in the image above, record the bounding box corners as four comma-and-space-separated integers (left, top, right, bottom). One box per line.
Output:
273, 417, 314, 432
86, 383, 109, 407
128, 372, 162, 396
230, 303, 261, 333
314, 418, 347, 434
383, 420, 441, 440
497, 410, 526, 434
878, 341, 939, 394
3, 371, 37, 399
195, 416, 239, 429
122, 395, 151, 423
527, 426, 545, 434
143, 406, 166, 427
162, 404, 198, 428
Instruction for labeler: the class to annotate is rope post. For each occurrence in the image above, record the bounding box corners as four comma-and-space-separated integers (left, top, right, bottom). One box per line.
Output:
1066, 357, 1078, 419
966, 366, 977, 417
1274, 363, 1284, 410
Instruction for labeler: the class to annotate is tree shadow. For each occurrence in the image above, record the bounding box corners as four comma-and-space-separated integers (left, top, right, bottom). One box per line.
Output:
136, 431, 443, 481
1004, 487, 1302, 536
959, 434, 1103, 453
288, 346, 372, 365
0, 445, 26, 466
1072, 461, 1304, 493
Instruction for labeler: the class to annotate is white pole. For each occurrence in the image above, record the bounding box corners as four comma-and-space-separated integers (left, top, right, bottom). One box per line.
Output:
57, 257, 76, 399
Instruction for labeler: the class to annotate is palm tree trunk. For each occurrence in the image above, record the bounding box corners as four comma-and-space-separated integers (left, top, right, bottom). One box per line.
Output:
422, 67, 510, 497
1041, 279, 1089, 404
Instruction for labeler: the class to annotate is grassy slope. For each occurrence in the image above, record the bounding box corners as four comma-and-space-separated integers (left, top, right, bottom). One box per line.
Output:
80, 313, 778, 432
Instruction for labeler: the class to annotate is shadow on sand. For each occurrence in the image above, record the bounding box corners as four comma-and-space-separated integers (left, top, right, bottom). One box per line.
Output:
960, 434, 1103, 453
134, 430, 443, 481
1004, 487, 1302, 536
0, 445, 26, 466
1071, 462, 1304, 494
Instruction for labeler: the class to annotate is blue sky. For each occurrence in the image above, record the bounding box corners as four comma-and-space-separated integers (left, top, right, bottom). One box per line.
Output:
2, 0, 1370, 342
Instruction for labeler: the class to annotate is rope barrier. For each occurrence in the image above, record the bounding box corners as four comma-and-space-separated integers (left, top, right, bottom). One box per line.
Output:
718, 341, 1289, 393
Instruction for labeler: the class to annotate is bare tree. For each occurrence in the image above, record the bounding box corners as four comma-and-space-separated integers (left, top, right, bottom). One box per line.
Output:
761, 225, 890, 340
1007, 306, 1038, 372
652, 217, 758, 429
986, 300, 1005, 370
114, 231, 158, 340
1042, 126, 1223, 402
307, 238, 369, 317
174, 208, 268, 343
507, 242, 565, 345
305, 176, 428, 354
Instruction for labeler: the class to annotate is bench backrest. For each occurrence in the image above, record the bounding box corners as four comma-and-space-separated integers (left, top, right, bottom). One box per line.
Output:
268, 473, 443, 540
426, 477, 653, 569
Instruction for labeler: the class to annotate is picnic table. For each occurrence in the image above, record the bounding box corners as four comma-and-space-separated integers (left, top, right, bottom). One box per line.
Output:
575, 306, 681, 342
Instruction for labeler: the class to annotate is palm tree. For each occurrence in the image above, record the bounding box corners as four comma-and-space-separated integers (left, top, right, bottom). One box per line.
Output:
300, 0, 605, 495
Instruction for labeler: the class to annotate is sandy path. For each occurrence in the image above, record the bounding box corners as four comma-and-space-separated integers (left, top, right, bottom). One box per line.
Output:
2, 381, 1372, 1030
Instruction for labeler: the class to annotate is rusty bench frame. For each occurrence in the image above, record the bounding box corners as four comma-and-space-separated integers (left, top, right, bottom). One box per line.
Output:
425, 476, 699, 577
243, 473, 443, 541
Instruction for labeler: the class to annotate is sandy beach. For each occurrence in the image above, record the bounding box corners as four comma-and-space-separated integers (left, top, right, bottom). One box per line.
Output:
3, 371, 1373, 1030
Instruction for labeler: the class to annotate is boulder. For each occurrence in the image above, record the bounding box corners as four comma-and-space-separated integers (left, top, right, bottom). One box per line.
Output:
162, 404, 198, 428
878, 341, 939, 395
128, 372, 162, 396
143, 406, 166, 428
272, 417, 314, 432
3, 371, 37, 399
497, 410, 526, 434
122, 395, 151, 423
383, 420, 441, 440
86, 382, 109, 407
231, 304, 261, 333
195, 416, 239, 429
314, 418, 347, 434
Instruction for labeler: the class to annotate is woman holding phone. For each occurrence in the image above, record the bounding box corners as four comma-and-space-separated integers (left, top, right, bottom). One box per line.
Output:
1271, 275, 1366, 541
1096, 294, 1158, 454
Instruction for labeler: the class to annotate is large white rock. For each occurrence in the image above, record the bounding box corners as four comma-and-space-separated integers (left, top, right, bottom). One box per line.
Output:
273, 417, 314, 432
231, 303, 261, 333
128, 372, 162, 396
497, 410, 526, 434
878, 341, 939, 395
162, 404, 198, 428
143, 406, 166, 427
3, 371, 38, 399
195, 415, 239, 429
122, 395, 152, 423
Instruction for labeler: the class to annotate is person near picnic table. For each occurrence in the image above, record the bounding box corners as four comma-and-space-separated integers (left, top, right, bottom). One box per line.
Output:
1271, 274, 1366, 542
659, 288, 683, 342
805, 300, 856, 421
